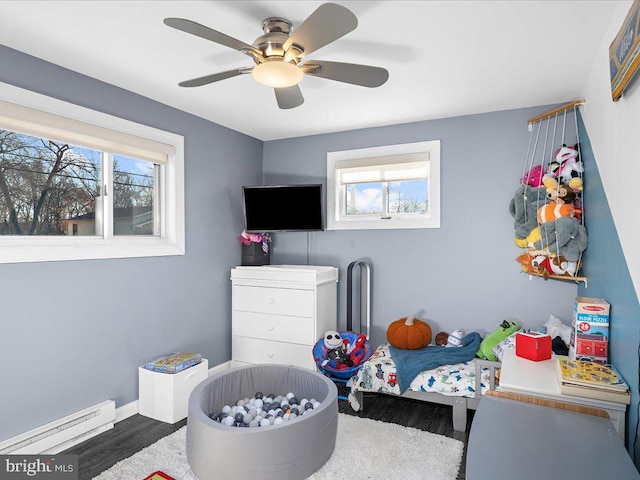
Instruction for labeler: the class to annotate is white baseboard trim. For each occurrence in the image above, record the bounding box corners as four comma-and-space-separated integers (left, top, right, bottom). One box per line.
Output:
115, 400, 139, 423
208, 360, 232, 376
0, 401, 115, 455
113, 360, 232, 424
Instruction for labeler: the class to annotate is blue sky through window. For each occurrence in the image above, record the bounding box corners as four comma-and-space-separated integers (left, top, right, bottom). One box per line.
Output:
348, 179, 428, 214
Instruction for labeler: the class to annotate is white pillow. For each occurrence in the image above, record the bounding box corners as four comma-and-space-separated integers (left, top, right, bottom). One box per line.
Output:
492, 331, 520, 362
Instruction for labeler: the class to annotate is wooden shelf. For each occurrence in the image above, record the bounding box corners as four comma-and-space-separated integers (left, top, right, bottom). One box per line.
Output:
527, 99, 586, 125
524, 271, 587, 285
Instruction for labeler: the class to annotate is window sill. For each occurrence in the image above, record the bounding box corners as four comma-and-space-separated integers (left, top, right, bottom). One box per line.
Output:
0, 238, 185, 264
327, 217, 439, 230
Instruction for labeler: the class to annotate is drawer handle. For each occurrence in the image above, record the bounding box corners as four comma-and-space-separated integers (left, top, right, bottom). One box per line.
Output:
268, 298, 275, 304
268, 353, 274, 358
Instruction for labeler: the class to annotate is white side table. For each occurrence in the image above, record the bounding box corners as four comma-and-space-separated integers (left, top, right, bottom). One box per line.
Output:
499, 350, 626, 441
138, 359, 209, 424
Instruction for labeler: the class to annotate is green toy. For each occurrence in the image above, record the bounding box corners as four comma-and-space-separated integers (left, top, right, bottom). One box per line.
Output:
477, 320, 520, 361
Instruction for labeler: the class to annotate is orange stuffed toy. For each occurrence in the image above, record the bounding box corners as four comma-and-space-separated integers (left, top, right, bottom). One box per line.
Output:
387, 315, 432, 350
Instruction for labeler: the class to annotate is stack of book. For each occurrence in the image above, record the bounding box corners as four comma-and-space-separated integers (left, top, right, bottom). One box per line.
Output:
556, 357, 630, 404
143, 352, 202, 374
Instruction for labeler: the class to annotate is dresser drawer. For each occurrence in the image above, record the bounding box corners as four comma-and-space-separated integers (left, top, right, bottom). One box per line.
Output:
233, 311, 316, 344
233, 336, 316, 370
234, 285, 314, 318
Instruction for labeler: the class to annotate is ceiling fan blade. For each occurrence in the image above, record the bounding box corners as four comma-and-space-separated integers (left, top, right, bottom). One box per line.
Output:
274, 85, 304, 109
302, 61, 389, 87
178, 68, 251, 87
283, 3, 357, 59
164, 18, 262, 58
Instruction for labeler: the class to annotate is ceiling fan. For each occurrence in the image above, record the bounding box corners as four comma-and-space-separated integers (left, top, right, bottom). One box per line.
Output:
164, 3, 389, 109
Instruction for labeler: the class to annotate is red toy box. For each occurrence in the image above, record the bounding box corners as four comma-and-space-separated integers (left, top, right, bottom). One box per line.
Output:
516, 332, 552, 361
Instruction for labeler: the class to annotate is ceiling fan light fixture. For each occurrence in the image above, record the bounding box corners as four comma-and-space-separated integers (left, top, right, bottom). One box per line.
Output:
251, 60, 303, 88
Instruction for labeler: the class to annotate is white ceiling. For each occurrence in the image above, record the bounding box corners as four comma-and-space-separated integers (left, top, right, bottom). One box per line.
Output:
0, 1, 620, 141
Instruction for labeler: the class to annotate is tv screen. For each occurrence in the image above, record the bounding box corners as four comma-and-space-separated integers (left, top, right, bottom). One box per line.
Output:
243, 184, 324, 232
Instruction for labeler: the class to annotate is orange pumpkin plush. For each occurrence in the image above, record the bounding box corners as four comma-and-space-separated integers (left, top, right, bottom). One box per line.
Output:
387, 315, 432, 350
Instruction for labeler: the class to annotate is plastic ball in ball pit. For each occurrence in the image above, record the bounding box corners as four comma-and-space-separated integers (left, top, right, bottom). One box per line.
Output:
186, 364, 338, 480
210, 390, 326, 429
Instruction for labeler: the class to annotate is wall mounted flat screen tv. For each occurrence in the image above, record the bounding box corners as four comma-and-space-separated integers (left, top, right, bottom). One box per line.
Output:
243, 184, 324, 232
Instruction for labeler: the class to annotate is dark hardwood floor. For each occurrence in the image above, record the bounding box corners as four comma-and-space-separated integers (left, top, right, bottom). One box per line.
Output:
64, 393, 472, 479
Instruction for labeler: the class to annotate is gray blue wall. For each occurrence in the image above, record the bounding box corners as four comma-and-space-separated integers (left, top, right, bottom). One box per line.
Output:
576, 113, 640, 458
0, 45, 263, 442
3, 41, 630, 459
263, 107, 578, 348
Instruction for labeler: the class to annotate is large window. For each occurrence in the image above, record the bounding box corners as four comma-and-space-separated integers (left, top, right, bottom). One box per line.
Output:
327, 141, 440, 230
0, 83, 184, 263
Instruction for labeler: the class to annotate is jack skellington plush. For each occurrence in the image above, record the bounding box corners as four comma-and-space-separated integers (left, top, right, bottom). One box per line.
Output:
321, 330, 353, 368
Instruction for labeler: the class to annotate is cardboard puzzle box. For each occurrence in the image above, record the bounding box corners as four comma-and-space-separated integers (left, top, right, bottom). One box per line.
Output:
569, 297, 610, 364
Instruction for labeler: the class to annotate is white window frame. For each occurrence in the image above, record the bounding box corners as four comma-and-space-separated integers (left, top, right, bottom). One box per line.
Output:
0, 82, 185, 264
327, 141, 440, 230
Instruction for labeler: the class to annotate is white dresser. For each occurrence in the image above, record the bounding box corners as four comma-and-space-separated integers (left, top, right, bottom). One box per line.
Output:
231, 265, 338, 370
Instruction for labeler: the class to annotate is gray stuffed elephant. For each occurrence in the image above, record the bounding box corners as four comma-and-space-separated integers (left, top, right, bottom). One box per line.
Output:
533, 216, 588, 262
509, 185, 547, 240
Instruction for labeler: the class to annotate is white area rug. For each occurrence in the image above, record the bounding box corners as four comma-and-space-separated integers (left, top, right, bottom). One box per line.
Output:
93, 414, 463, 480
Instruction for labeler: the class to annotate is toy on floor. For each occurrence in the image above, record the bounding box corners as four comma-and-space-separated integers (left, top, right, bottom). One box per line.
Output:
144, 472, 175, 480
210, 391, 322, 428
477, 320, 521, 361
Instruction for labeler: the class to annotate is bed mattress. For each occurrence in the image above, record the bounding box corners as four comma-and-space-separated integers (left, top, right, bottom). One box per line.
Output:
352, 343, 492, 397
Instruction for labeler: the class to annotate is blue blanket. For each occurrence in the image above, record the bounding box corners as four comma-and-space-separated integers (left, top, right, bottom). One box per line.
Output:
388, 332, 482, 393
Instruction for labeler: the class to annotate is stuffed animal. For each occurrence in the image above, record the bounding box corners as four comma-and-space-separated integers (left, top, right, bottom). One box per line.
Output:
446, 329, 465, 347
386, 315, 432, 350
521, 165, 544, 187
531, 254, 554, 277
532, 254, 579, 277
477, 320, 521, 361
517, 252, 550, 276
509, 185, 547, 242
537, 200, 579, 224
515, 225, 542, 248
349, 334, 369, 365
542, 177, 577, 205
326, 348, 353, 368
547, 255, 579, 276
321, 331, 353, 368
552, 144, 583, 191
435, 331, 449, 346
533, 216, 588, 262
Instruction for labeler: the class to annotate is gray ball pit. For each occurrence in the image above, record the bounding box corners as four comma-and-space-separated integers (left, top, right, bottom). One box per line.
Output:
186, 364, 339, 480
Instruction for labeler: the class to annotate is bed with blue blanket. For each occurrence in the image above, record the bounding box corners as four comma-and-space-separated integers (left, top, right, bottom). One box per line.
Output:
349, 333, 501, 432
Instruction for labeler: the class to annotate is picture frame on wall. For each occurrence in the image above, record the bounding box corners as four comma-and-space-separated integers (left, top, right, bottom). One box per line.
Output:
610, 0, 640, 101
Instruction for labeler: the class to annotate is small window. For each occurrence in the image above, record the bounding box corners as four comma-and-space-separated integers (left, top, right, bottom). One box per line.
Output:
327, 141, 440, 230
0, 82, 184, 263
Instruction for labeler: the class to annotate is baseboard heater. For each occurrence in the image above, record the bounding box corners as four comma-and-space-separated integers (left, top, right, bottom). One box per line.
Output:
0, 400, 116, 455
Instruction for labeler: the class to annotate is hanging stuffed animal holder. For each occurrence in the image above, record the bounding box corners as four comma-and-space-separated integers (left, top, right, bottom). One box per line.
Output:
511, 100, 588, 283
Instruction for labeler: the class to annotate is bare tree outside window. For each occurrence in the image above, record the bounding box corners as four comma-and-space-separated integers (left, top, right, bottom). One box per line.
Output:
0, 130, 100, 235
387, 180, 428, 214
0, 130, 156, 236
